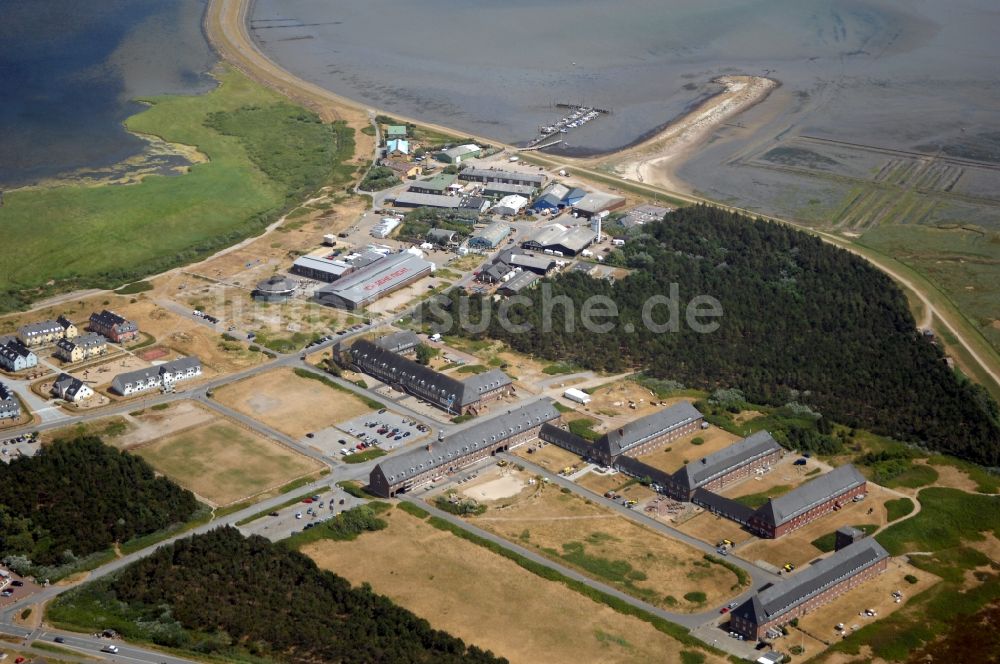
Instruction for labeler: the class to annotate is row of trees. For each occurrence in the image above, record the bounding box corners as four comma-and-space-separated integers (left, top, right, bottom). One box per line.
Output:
0, 437, 200, 567
94, 527, 506, 663
430, 205, 1000, 465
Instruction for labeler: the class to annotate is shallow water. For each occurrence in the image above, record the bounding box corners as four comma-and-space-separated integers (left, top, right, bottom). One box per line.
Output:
248, 0, 997, 157
0, 0, 216, 188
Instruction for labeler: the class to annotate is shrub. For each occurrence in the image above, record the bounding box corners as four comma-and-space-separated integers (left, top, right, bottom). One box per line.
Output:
683, 591, 707, 603
904, 574, 918, 584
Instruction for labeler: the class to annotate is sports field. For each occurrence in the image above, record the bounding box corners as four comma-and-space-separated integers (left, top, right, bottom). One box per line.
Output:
304, 509, 726, 664
135, 420, 322, 506
0, 65, 355, 312
213, 367, 374, 438
469, 480, 741, 611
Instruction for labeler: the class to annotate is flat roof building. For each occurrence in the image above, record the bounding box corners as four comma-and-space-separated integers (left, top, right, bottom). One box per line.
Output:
497, 270, 539, 296
593, 401, 703, 463
749, 464, 867, 538
481, 182, 537, 198
493, 194, 529, 216
408, 173, 457, 195
458, 168, 545, 187
667, 430, 783, 500
374, 330, 421, 355
436, 144, 481, 164
460, 196, 490, 214
619, 205, 672, 229
392, 192, 462, 209
522, 223, 597, 256
253, 275, 298, 302
469, 222, 512, 250
572, 192, 626, 219
369, 398, 560, 497
292, 253, 363, 283
315, 250, 434, 310
730, 539, 889, 640
347, 339, 513, 414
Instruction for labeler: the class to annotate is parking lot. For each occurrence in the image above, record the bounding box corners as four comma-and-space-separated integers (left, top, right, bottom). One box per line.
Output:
336, 411, 429, 453
1, 432, 39, 464
238, 486, 368, 542
0, 567, 41, 607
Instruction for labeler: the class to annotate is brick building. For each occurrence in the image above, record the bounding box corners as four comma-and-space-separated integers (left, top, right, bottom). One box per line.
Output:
369, 399, 559, 497
730, 538, 889, 640
666, 430, 783, 500
747, 464, 867, 538
348, 340, 512, 414
592, 402, 703, 465
88, 310, 138, 343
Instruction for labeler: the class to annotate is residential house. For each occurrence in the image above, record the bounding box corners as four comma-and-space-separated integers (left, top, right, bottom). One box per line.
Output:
17, 320, 65, 347
54, 334, 108, 363
110, 357, 202, 397
88, 310, 139, 343
0, 340, 38, 373
383, 159, 422, 179
386, 139, 410, 156
50, 373, 95, 403
0, 383, 20, 420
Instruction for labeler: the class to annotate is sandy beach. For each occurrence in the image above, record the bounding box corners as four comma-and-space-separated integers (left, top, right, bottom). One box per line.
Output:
598, 76, 778, 192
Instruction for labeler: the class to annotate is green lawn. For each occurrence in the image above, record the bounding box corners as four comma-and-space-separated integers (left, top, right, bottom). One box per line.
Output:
884, 497, 915, 523
0, 66, 355, 312
731, 485, 792, 510
810, 524, 878, 552
876, 487, 1000, 556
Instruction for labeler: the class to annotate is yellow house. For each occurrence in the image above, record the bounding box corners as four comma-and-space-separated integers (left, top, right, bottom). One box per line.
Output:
54, 334, 107, 363
384, 159, 422, 179
57, 315, 78, 340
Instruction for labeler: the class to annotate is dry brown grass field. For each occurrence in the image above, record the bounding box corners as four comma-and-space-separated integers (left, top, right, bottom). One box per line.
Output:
135, 420, 322, 506
468, 483, 741, 611
213, 367, 373, 438
304, 508, 727, 664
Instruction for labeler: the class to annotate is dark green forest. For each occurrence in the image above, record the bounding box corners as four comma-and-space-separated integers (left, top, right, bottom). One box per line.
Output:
0, 437, 199, 568
431, 205, 1000, 465
50, 527, 506, 664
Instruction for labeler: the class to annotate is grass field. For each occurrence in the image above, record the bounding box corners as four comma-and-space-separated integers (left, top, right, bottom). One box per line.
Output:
303, 509, 726, 664
213, 367, 374, 438
0, 65, 355, 312
469, 482, 741, 610
813, 486, 1000, 663
135, 421, 322, 506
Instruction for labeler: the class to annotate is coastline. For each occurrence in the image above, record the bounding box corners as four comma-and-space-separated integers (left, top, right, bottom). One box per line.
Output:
596, 75, 778, 193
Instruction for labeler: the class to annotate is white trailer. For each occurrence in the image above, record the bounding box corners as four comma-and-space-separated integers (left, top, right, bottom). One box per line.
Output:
563, 387, 591, 405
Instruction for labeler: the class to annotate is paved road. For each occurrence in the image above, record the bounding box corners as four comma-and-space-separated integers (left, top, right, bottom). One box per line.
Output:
404, 494, 757, 632
506, 453, 781, 586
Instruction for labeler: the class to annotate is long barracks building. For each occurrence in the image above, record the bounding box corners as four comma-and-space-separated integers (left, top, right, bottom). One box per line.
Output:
592, 402, 703, 465
666, 430, 783, 500
747, 463, 867, 538
369, 399, 560, 497
730, 538, 889, 640
348, 340, 512, 414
